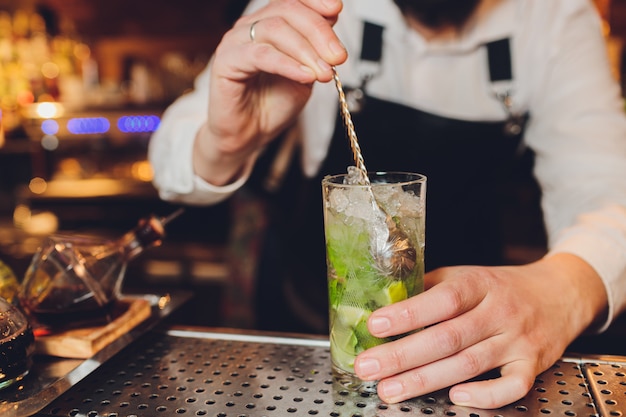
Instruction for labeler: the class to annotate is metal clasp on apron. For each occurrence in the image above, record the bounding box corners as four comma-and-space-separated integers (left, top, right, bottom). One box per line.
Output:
347, 22, 384, 114
486, 38, 525, 137
346, 74, 372, 113
494, 89, 524, 137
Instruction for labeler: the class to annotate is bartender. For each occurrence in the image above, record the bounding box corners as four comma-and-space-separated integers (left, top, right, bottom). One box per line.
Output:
149, 0, 626, 409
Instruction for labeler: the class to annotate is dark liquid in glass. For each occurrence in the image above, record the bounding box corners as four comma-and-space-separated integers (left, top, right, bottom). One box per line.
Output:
0, 325, 34, 389
24, 286, 116, 330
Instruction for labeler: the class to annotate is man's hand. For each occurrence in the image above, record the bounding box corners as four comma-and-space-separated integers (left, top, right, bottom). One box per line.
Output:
193, 0, 348, 186
354, 253, 607, 409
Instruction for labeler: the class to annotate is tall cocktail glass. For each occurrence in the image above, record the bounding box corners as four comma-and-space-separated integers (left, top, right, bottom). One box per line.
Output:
322, 171, 426, 392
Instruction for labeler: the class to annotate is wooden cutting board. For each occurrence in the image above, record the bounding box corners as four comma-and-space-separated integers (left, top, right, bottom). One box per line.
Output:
34, 298, 152, 359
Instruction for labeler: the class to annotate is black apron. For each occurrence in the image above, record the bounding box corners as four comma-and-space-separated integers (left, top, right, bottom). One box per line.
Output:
250, 24, 532, 334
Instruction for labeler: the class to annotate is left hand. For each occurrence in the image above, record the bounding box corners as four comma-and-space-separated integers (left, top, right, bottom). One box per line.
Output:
353, 253, 607, 409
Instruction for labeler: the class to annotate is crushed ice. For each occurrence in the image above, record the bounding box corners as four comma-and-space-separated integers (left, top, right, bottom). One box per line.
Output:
344, 166, 368, 185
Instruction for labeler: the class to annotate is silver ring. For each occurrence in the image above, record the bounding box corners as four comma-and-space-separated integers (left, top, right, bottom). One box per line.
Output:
250, 20, 260, 43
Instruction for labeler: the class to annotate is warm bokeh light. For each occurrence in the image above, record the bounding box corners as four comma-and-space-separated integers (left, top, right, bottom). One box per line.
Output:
38, 94, 56, 103
132, 160, 154, 182
34, 102, 62, 119
29, 177, 48, 194
21, 211, 59, 236
74, 43, 91, 61
13, 204, 31, 227
16, 90, 35, 107
58, 158, 83, 178
13, 200, 59, 236
41, 62, 60, 79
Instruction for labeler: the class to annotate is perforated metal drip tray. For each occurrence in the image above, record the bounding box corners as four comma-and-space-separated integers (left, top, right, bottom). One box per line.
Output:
35, 328, 625, 417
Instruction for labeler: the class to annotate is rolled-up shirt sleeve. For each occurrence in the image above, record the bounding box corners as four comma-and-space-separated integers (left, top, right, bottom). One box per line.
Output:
148, 60, 255, 206
149, 0, 269, 206
522, 0, 626, 332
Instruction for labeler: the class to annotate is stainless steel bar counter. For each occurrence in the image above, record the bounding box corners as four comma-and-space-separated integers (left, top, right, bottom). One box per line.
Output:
13, 323, 625, 417
0, 292, 191, 417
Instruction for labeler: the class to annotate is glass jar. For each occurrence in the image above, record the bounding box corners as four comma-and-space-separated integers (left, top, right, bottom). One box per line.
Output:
0, 296, 34, 390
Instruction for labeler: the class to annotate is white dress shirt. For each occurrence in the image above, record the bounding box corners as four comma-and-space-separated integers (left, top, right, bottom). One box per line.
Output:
149, 0, 626, 330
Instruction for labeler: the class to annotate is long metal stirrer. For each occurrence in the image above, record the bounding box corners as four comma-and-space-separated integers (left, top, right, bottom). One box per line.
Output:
332, 67, 370, 186
330, 67, 418, 279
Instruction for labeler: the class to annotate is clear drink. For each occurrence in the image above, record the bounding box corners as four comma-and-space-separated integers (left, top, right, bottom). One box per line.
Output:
322, 171, 426, 392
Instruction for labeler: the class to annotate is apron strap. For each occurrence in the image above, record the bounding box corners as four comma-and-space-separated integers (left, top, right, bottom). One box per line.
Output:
361, 21, 384, 62
485, 38, 527, 137
486, 38, 513, 82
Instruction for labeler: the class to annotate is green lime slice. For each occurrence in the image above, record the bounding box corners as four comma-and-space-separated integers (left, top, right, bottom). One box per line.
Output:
374, 280, 408, 307
354, 320, 387, 350
330, 324, 358, 371
336, 305, 370, 327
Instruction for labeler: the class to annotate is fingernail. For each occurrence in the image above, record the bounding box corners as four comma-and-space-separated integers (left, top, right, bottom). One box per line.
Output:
369, 317, 391, 333
451, 390, 471, 404
329, 39, 346, 57
356, 358, 380, 378
379, 380, 403, 399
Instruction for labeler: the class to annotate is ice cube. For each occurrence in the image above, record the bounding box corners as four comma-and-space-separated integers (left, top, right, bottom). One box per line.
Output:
328, 188, 350, 213
343, 187, 376, 222
344, 166, 367, 185
396, 190, 425, 217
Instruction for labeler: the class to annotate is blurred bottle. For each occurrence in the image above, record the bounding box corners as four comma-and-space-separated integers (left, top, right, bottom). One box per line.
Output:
0, 6, 96, 136
19, 210, 183, 329
0, 259, 20, 305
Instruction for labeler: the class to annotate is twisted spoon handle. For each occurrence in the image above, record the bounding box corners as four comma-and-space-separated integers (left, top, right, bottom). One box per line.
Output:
332, 67, 370, 185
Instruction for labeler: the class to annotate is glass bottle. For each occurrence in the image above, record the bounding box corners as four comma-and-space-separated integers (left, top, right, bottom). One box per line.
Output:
0, 259, 20, 304
0, 295, 34, 390
18, 209, 183, 329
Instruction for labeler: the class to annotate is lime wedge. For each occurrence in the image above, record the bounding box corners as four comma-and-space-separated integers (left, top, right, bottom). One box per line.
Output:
374, 281, 408, 307
336, 305, 370, 327
354, 320, 387, 350
330, 324, 358, 371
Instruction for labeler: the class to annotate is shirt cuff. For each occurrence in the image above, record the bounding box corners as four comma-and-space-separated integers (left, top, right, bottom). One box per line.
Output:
189, 156, 256, 205
548, 205, 626, 333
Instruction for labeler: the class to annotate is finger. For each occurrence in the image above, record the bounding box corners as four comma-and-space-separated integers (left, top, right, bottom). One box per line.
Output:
240, 2, 347, 67
241, 16, 341, 79
372, 335, 506, 404
425, 266, 457, 289
216, 27, 318, 84
367, 268, 488, 337
288, 0, 344, 21
448, 360, 535, 409
355, 306, 495, 381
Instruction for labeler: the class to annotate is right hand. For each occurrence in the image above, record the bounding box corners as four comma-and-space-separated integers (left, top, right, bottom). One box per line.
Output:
194, 0, 348, 185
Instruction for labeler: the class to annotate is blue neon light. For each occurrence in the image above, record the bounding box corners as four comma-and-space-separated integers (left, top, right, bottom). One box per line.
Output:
117, 115, 160, 133
41, 119, 60, 135
67, 117, 110, 135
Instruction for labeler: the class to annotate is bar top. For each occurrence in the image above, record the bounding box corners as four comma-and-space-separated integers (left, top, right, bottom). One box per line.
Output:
0, 291, 191, 417
17, 325, 626, 417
